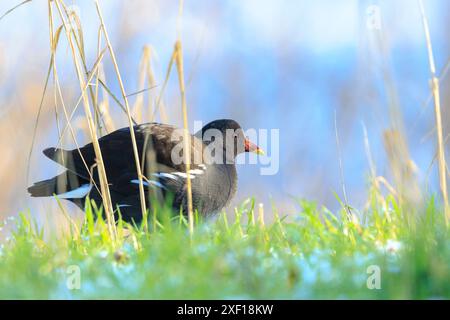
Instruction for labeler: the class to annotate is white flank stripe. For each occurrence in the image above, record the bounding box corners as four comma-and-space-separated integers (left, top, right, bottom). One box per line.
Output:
173, 172, 195, 179
189, 169, 204, 175
148, 180, 167, 189
198, 164, 207, 169
130, 179, 166, 189
153, 173, 178, 180
58, 184, 92, 199
117, 204, 132, 208
130, 179, 149, 186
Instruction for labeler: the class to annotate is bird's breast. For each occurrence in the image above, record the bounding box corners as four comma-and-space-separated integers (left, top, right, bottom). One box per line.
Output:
188, 164, 237, 216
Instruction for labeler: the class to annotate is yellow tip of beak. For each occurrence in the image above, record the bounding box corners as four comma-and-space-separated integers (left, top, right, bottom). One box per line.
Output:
255, 148, 265, 156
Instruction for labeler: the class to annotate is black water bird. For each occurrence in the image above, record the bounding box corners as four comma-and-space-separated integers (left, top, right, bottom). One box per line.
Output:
28, 119, 263, 222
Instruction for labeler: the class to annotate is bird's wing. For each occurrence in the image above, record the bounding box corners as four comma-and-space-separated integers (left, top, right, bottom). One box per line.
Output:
43, 123, 207, 194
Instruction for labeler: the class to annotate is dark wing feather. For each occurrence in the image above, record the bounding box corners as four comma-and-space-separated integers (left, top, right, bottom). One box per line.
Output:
44, 123, 206, 194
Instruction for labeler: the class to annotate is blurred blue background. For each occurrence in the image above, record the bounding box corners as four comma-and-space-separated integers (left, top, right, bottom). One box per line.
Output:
0, 0, 449, 220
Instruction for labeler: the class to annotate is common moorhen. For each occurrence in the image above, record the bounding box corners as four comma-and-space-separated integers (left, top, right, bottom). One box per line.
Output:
28, 119, 263, 222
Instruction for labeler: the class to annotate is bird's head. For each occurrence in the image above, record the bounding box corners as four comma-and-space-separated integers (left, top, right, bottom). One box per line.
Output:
196, 119, 264, 162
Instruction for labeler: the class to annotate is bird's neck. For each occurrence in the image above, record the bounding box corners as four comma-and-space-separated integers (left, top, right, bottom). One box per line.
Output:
223, 163, 238, 205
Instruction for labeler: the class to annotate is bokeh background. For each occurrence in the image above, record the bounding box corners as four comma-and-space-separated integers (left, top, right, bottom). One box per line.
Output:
0, 0, 449, 223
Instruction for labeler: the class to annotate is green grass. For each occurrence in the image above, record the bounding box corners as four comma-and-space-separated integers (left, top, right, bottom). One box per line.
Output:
0, 194, 449, 299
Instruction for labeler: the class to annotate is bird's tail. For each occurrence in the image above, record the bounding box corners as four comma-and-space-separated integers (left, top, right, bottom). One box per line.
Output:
28, 170, 90, 199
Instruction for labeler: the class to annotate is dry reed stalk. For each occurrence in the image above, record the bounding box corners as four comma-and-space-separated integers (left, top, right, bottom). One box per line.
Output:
30, 2, 103, 204
153, 48, 176, 123
133, 49, 160, 208
142, 45, 169, 123
371, 10, 421, 210
56, 2, 116, 198
132, 48, 149, 124
376, 176, 398, 199
93, 25, 108, 136
418, 0, 449, 225
362, 123, 394, 217
362, 124, 380, 205
128, 46, 163, 123
54, 0, 116, 240
55, 49, 107, 148
143, 46, 165, 121
383, 129, 421, 218
49, 2, 83, 196
26, 1, 62, 183
174, 41, 194, 235
362, 124, 379, 192
415, 57, 450, 122
334, 110, 352, 219
0, 0, 31, 21
60, 2, 107, 136
48, 3, 62, 140
52, 50, 106, 198
94, 0, 147, 222
97, 63, 115, 132
97, 78, 138, 125
48, 3, 65, 194
26, 56, 53, 184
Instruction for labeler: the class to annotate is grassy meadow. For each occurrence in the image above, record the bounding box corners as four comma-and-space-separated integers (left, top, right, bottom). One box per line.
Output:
0, 0, 449, 300
0, 194, 449, 299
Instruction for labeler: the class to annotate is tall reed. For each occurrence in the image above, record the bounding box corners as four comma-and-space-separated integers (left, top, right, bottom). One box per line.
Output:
419, 0, 449, 225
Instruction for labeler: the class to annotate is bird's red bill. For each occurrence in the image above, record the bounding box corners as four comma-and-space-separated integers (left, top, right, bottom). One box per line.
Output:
244, 138, 264, 155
